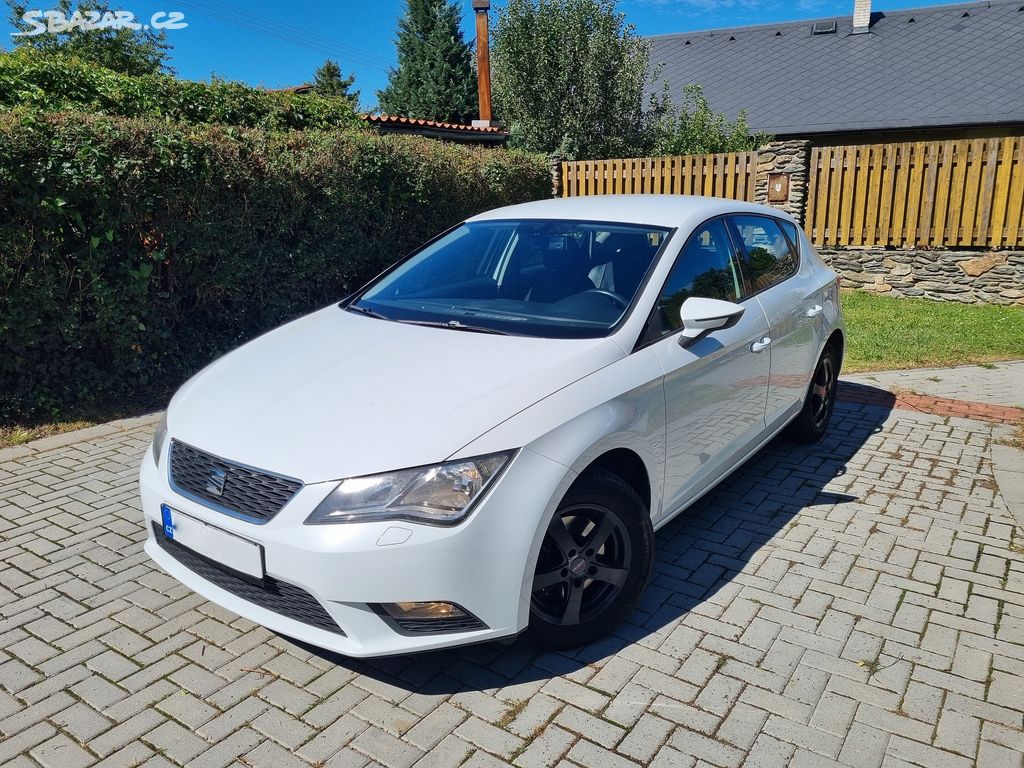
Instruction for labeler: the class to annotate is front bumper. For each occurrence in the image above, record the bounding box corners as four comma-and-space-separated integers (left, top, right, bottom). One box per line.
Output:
139, 443, 571, 657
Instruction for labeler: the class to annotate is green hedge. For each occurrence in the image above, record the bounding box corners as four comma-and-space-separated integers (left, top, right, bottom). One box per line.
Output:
0, 49, 360, 130
0, 111, 550, 421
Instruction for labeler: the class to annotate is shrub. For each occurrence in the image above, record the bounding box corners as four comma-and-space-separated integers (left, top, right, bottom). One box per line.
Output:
650, 85, 769, 156
0, 48, 361, 130
0, 111, 550, 420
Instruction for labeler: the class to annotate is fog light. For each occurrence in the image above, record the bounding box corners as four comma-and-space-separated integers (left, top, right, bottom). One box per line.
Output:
382, 601, 467, 620
374, 601, 487, 634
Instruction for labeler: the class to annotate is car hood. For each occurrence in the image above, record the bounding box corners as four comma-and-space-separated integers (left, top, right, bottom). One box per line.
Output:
167, 306, 625, 482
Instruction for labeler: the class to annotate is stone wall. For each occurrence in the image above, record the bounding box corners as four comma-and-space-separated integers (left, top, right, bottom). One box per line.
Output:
820, 248, 1024, 305
753, 139, 811, 223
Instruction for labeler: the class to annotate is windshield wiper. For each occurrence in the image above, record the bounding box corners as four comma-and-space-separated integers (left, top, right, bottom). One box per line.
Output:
345, 304, 390, 320
400, 319, 510, 335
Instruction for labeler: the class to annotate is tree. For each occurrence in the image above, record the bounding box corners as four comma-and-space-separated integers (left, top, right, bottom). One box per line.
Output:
7, 0, 172, 75
377, 0, 477, 123
492, 0, 769, 160
650, 84, 769, 156
313, 59, 359, 109
492, 0, 650, 160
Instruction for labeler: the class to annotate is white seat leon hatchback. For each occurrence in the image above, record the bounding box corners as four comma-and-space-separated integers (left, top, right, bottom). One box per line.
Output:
140, 195, 844, 656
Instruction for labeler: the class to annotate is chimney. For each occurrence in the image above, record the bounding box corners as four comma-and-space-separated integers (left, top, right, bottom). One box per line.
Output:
852, 0, 872, 33
472, 0, 498, 128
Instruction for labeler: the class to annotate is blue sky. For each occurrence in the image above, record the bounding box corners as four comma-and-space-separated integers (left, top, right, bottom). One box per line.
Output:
3, 0, 961, 110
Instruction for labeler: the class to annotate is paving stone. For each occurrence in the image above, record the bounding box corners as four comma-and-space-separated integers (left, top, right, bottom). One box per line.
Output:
933, 708, 981, 758
411, 733, 476, 768
404, 702, 469, 751
244, 738, 311, 768
297, 713, 368, 764
977, 740, 1024, 768
89, 709, 165, 757
52, 701, 114, 742
566, 738, 641, 768
185, 726, 262, 768
456, 716, 526, 759
837, 721, 888, 768
512, 723, 575, 768
144, 719, 210, 763
252, 705, 316, 749
616, 713, 673, 763
552, 704, 622, 749
29, 732, 97, 768
351, 726, 425, 768
886, 735, 973, 768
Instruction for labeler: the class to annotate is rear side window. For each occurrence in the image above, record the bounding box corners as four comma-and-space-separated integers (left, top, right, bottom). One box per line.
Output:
779, 220, 800, 254
651, 219, 743, 336
731, 215, 797, 293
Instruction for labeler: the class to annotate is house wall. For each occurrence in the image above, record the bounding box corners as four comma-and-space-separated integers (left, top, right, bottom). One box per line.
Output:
782, 124, 1024, 146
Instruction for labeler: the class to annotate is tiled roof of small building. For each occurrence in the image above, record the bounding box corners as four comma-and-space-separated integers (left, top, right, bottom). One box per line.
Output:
363, 114, 507, 134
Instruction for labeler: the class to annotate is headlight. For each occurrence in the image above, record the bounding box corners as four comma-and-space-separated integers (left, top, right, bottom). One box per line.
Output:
151, 412, 169, 467
305, 451, 514, 526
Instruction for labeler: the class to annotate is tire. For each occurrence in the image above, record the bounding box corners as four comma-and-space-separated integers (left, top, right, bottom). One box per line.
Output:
786, 343, 840, 444
525, 469, 654, 651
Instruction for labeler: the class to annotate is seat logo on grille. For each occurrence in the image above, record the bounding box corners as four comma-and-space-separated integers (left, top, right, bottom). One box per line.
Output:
205, 468, 228, 496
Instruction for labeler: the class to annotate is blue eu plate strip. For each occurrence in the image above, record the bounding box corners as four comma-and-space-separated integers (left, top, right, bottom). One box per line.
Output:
160, 504, 175, 540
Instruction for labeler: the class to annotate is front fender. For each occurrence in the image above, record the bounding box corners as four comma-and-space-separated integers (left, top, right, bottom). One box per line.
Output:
452, 347, 668, 623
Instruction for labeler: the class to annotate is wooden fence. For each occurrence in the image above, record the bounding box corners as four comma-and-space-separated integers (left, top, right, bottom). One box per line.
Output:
807, 137, 1024, 248
560, 136, 1024, 248
561, 152, 757, 201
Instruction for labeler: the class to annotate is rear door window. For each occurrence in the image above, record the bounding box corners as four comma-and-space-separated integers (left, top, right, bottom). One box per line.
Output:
730, 215, 798, 293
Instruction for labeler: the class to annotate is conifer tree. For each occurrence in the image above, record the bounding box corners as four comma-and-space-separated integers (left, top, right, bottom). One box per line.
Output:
377, 0, 477, 123
313, 59, 360, 109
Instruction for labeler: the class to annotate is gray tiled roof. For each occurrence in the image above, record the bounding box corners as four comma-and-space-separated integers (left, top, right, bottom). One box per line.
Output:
648, 0, 1024, 136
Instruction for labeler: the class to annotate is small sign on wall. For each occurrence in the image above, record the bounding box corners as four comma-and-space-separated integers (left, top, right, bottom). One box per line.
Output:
768, 172, 790, 203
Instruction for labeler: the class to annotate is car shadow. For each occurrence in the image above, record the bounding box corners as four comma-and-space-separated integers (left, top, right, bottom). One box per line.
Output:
284, 382, 897, 694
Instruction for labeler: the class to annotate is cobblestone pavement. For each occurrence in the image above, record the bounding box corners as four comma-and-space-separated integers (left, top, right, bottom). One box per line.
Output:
2, 378, 1024, 768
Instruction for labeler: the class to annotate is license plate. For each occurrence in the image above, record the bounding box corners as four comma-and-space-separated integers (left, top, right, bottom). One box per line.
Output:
159, 504, 264, 579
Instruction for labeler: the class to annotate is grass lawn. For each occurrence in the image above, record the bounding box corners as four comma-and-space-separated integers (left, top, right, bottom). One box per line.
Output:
842, 290, 1024, 372
3, 291, 1023, 449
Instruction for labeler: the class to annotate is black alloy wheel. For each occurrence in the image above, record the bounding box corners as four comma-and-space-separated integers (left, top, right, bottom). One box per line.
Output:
526, 470, 653, 650
787, 343, 840, 443
810, 353, 837, 430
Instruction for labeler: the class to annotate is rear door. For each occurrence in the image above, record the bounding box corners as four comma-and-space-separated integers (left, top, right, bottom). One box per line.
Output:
728, 215, 820, 430
645, 217, 772, 521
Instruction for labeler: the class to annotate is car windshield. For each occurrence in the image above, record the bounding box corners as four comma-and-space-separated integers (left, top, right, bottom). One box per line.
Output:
349, 219, 673, 338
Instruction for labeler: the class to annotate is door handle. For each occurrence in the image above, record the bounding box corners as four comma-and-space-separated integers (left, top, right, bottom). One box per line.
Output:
751, 336, 772, 353
806, 304, 824, 318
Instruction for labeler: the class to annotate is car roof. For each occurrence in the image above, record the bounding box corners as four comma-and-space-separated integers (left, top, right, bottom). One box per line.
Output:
467, 195, 797, 231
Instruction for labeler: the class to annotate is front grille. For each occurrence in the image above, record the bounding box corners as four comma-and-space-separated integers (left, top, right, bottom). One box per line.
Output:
152, 522, 344, 636
169, 440, 302, 523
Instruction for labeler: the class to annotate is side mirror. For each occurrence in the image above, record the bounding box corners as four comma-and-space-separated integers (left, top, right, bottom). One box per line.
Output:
678, 297, 745, 347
